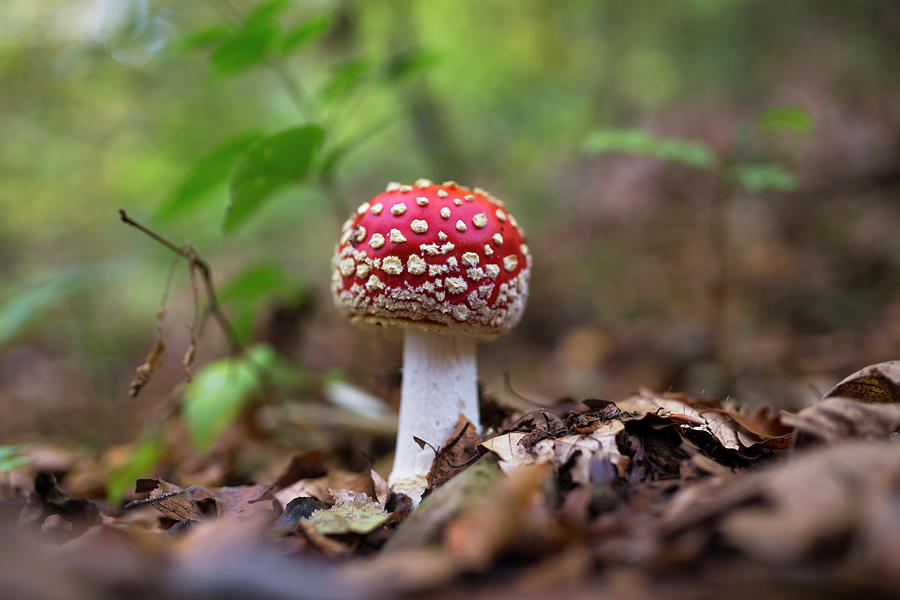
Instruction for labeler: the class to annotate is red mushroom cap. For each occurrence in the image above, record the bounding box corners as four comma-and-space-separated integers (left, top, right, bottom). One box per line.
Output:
332, 179, 531, 338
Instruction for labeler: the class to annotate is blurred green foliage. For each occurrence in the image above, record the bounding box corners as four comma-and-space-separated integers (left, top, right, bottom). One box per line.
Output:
183, 344, 295, 451
106, 434, 163, 503
732, 163, 797, 193
583, 129, 718, 170
158, 133, 261, 220
225, 125, 324, 231
218, 262, 307, 344
584, 105, 811, 194
757, 107, 814, 135
0, 445, 29, 472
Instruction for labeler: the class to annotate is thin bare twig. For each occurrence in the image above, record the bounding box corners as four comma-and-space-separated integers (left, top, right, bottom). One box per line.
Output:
183, 244, 202, 381
128, 254, 179, 397
118, 210, 242, 357
503, 371, 546, 407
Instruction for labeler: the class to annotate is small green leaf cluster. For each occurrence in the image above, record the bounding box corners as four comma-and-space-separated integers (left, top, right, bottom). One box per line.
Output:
583, 106, 811, 194
162, 1, 438, 233
0, 445, 29, 472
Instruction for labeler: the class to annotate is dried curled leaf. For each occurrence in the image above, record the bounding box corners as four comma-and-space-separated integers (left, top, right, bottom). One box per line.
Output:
617, 390, 788, 451
534, 423, 627, 483
654, 441, 900, 575
133, 478, 275, 522
444, 464, 552, 570
481, 421, 626, 484
370, 468, 390, 508
781, 397, 900, 442
823, 360, 900, 404
137, 478, 204, 521
274, 469, 375, 508
781, 361, 900, 443
480, 432, 531, 471
425, 416, 480, 493
616, 391, 741, 449
387, 456, 501, 551
129, 336, 165, 397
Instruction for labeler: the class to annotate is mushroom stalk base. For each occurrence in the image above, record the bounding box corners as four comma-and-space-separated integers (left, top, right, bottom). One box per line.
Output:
389, 328, 480, 504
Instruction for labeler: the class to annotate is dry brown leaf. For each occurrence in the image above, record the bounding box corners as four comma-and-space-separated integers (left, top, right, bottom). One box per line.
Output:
823, 360, 900, 404
534, 422, 627, 483
704, 405, 793, 448
719, 442, 900, 567
297, 520, 355, 557
781, 397, 900, 442
136, 479, 203, 522
484, 414, 635, 489
616, 391, 742, 449
616, 390, 788, 451
386, 456, 502, 551
443, 463, 553, 570
342, 549, 457, 596
135, 479, 275, 521
370, 468, 390, 508
209, 485, 276, 519
270, 449, 327, 489
275, 469, 375, 508
650, 441, 900, 577
479, 432, 531, 472
425, 416, 481, 493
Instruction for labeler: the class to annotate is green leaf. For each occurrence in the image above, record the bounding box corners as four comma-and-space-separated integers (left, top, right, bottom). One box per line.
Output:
182, 345, 279, 450
0, 444, 27, 461
106, 434, 164, 504
732, 163, 798, 193
0, 279, 72, 345
320, 58, 373, 102
0, 266, 101, 346
219, 264, 288, 303
159, 133, 261, 220
307, 493, 390, 534
281, 14, 332, 52
246, 0, 291, 26
0, 444, 28, 472
225, 125, 325, 232
383, 48, 440, 81
0, 456, 28, 472
317, 116, 398, 178
183, 357, 259, 451
180, 26, 232, 52
218, 263, 307, 343
583, 128, 717, 170
757, 107, 812, 134
211, 22, 277, 74
0, 262, 124, 348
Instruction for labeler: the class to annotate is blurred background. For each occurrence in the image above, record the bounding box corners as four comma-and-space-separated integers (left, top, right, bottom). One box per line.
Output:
1, 0, 899, 481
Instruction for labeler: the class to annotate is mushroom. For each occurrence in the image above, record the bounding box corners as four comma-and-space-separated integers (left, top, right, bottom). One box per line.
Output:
331, 179, 531, 503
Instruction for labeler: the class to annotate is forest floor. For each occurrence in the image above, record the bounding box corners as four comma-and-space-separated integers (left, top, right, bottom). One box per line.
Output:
1, 361, 899, 600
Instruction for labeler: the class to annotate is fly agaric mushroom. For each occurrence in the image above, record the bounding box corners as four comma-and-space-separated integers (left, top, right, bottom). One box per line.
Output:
331, 179, 531, 502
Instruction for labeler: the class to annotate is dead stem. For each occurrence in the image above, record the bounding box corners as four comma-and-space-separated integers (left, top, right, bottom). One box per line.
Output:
119, 210, 243, 397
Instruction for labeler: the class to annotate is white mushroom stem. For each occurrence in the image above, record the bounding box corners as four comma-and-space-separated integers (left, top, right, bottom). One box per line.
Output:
389, 327, 480, 504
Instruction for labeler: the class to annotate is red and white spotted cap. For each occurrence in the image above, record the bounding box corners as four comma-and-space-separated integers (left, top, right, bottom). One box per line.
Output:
332, 179, 531, 339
